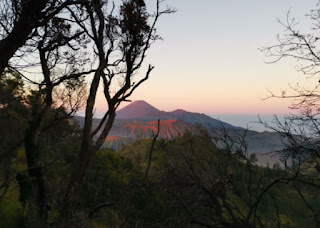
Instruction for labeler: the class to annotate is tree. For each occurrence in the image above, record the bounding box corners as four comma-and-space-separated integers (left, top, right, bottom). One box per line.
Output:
155, 129, 320, 227
0, 0, 88, 76
0, 0, 174, 225
62, 0, 174, 216
0, 69, 27, 200
261, 3, 320, 226
249, 153, 258, 163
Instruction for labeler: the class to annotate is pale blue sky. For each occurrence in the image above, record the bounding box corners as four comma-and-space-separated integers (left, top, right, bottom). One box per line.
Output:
96, 1, 320, 116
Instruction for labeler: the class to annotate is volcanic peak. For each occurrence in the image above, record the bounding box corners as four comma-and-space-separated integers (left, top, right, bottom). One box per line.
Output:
116, 100, 160, 120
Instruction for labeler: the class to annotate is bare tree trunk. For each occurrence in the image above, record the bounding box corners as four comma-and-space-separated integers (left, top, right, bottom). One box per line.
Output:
22, 46, 53, 222
62, 68, 114, 214
24, 95, 51, 222
25, 123, 48, 221
63, 107, 116, 215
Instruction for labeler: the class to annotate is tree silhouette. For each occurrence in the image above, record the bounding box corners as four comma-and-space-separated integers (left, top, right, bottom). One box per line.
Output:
261, 4, 320, 226
0, 0, 174, 224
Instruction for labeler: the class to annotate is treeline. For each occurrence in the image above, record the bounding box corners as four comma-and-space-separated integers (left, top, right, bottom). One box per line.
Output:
1, 106, 319, 227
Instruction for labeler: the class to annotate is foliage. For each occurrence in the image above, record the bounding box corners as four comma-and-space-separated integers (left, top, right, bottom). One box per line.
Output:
115, 131, 320, 227
1, 0, 175, 224
260, 3, 320, 227
1, 117, 320, 227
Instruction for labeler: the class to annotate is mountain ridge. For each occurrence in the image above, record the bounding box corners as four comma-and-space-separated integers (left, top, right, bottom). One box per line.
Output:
73, 100, 286, 164
116, 100, 242, 130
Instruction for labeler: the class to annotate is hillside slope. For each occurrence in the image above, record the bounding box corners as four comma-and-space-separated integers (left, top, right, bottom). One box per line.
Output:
74, 101, 286, 164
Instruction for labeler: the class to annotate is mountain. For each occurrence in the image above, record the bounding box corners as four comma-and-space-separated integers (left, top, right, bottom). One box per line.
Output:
116, 100, 163, 120
116, 100, 241, 130
74, 100, 287, 165
169, 109, 239, 129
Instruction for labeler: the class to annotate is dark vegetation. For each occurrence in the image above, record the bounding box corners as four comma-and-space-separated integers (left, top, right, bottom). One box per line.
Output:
1, 0, 320, 227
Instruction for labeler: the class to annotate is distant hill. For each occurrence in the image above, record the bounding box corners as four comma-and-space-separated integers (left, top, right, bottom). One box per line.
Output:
116, 100, 242, 130
74, 100, 286, 165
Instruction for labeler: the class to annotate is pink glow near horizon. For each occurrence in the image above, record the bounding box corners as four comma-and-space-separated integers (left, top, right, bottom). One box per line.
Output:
91, 96, 293, 117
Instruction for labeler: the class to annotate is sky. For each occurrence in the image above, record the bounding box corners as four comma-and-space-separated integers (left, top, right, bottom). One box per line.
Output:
95, 0, 320, 118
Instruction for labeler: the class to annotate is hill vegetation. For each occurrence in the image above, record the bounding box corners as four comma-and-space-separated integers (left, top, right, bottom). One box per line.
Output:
1, 116, 319, 227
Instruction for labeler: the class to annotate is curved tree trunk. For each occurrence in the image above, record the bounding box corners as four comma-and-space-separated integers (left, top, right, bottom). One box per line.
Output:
62, 68, 117, 216
25, 123, 48, 221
